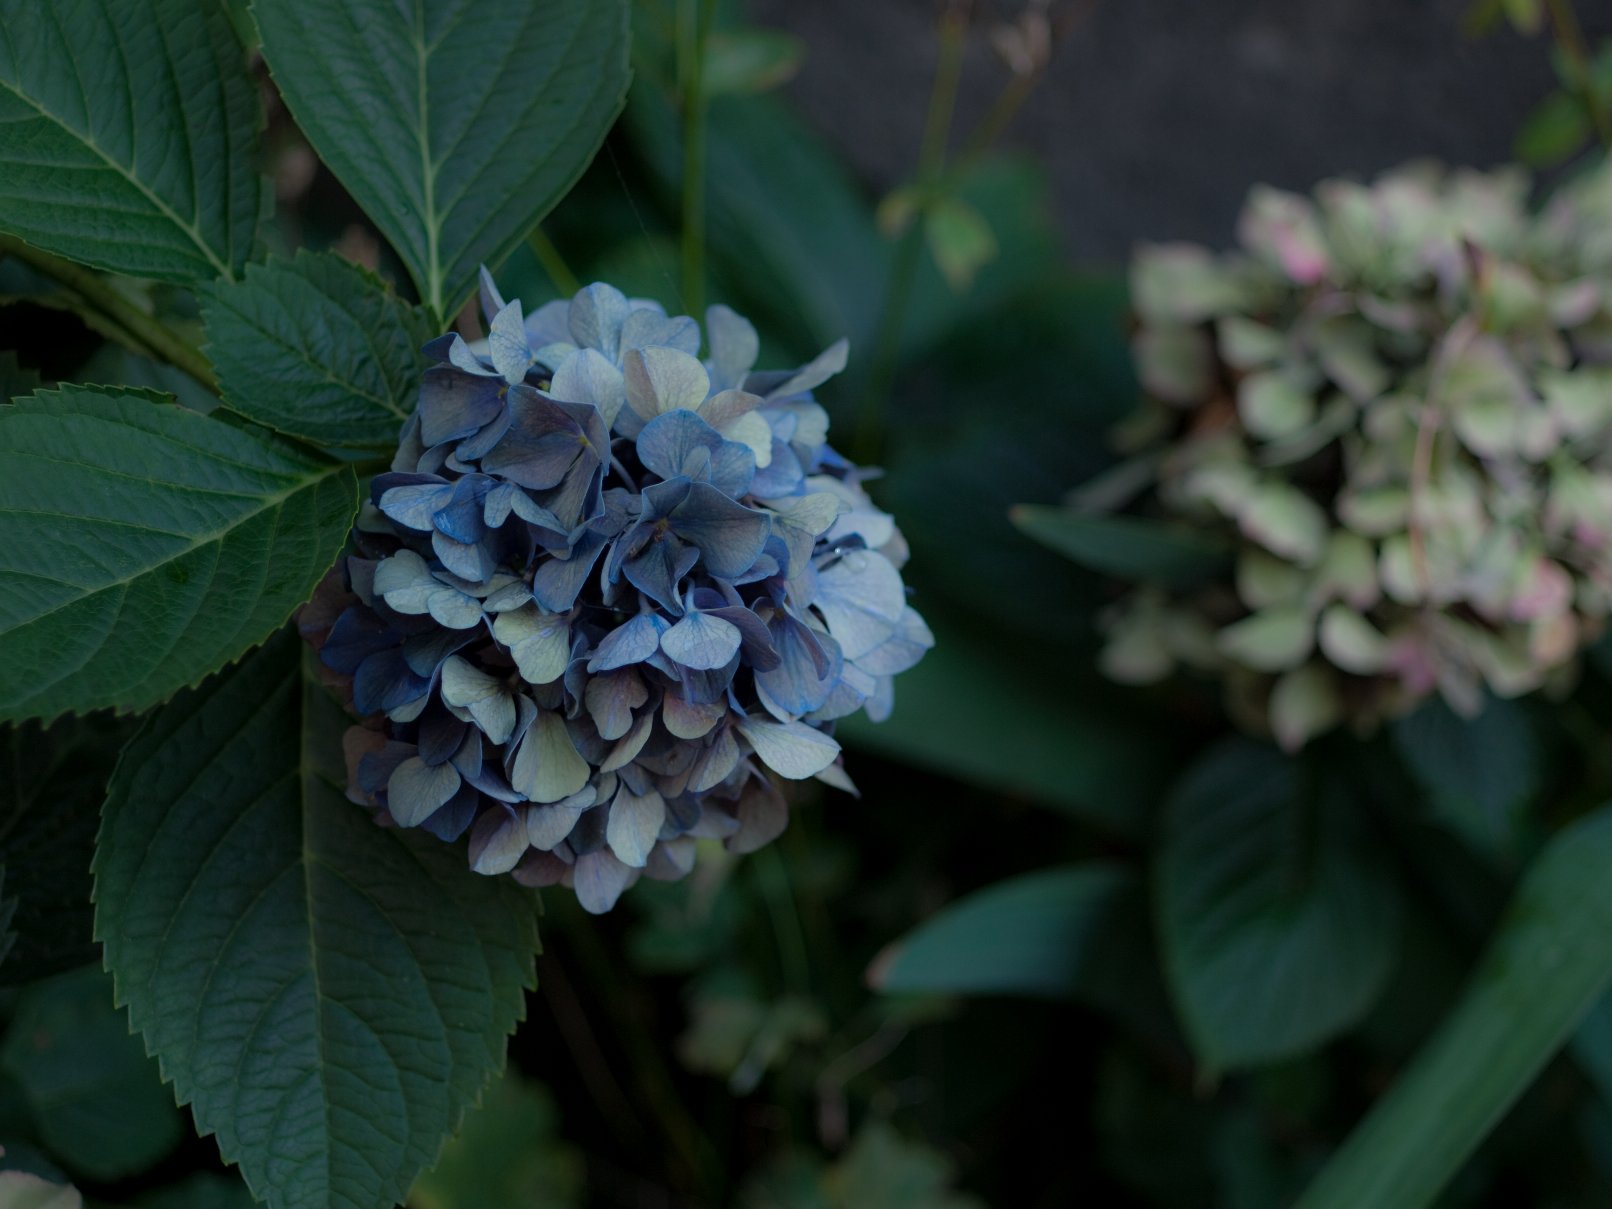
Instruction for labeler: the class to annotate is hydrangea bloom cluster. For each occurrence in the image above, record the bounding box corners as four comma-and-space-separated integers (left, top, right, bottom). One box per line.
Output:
307, 275, 930, 911
1103, 160, 1612, 750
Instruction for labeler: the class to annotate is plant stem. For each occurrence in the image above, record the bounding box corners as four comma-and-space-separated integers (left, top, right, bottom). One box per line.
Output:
678, 0, 718, 319
555, 901, 724, 1202
853, 2, 968, 463
0, 238, 218, 392
1546, 0, 1612, 149
755, 843, 812, 996
526, 224, 581, 298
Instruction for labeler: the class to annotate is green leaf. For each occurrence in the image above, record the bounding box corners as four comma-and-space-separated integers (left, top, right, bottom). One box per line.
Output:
0, 386, 357, 723
1156, 741, 1403, 1070
625, 85, 888, 356
837, 614, 1167, 836
0, 715, 131, 985
94, 630, 541, 1209
0, 0, 262, 282
1393, 696, 1541, 863
0, 352, 41, 404
923, 196, 998, 293
741, 1121, 985, 1209
1515, 89, 1592, 167
871, 864, 1135, 999
411, 1073, 583, 1209
702, 29, 805, 96
252, 0, 631, 321
1010, 506, 1231, 588
1293, 804, 1612, 1209
0, 965, 184, 1183
203, 251, 434, 449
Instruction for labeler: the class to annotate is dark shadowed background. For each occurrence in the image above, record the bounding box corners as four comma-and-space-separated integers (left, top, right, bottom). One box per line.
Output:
751, 0, 1612, 260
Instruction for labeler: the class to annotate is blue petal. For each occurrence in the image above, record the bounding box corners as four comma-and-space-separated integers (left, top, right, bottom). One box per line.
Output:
704, 304, 759, 391
353, 649, 430, 716
588, 612, 668, 671
418, 367, 507, 447
480, 385, 585, 489
378, 480, 453, 531
636, 409, 755, 497
754, 614, 842, 716
431, 475, 492, 543
668, 482, 772, 580
548, 347, 626, 428
387, 755, 462, 827
707, 603, 780, 671
321, 606, 396, 676
477, 266, 506, 325
568, 283, 630, 362
532, 529, 609, 612
525, 299, 573, 351
488, 299, 533, 383
733, 715, 841, 779
621, 308, 700, 355
624, 535, 700, 613
431, 527, 496, 583
420, 782, 481, 842
660, 610, 742, 670
585, 667, 648, 741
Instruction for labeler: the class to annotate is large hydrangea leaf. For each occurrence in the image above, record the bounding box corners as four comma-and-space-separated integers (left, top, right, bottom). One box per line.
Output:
251, 0, 630, 320
95, 630, 541, 1209
1156, 740, 1403, 1070
0, 386, 357, 723
202, 251, 436, 449
0, 0, 261, 282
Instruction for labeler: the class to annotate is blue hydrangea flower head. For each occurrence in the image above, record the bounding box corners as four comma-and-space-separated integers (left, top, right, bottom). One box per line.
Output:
307, 275, 931, 911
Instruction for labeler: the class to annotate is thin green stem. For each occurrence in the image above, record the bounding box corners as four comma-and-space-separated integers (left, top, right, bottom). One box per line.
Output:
1546, 0, 1612, 149
526, 224, 581, 298
678, 0, 718, 318
852, 4, 968, 463
555, 901, 725, 1202
755, 843, 811, 997
0, 238, 217, 392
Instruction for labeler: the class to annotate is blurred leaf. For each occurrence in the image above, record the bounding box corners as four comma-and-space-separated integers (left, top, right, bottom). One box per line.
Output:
1157, 741, 1404, 1070
0, 352, 40, 404
0, 715, 131, 986
871, 864, 1133, 999
202, 251, 434, 449
924, 197, 998, 293
134, 1174, 256, 1209
1294, 804, 1612, 1209
876, 187, 922, 239
254, 0, 631, 319
1012, 506, 1231, 588
1515, 90, 1592, 167
901, 156, 1064, 358
1573, 991, 1612, 1117
626, 84, 887, 356
703, 29, 805, 96
0, 1172, 80, 1209
837, 614, 1166, 836
678, 970, 826, 1095
742, 1121, 984, 1209
0, 966, 183, 1183
1393, 696, 1541, 864
411, 1073, 584, 1209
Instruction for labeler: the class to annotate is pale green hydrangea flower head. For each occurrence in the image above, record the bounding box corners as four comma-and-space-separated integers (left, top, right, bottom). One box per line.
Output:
1106, 159, 1612, 749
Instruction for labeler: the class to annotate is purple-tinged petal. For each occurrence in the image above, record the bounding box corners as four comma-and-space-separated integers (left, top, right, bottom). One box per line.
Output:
469, 804, 529, 874
668, 482, 771, 580
663, 692, 726, 739
585, 667, 648, 740
660, 610, 741, 670
574, 849, 634, 914
388, 756, 462, 827
418, 365, 507, 447
532, 529, 609, 612
735, 715, 841, 779
727, 777, 788, 854
481, 385, 585, 489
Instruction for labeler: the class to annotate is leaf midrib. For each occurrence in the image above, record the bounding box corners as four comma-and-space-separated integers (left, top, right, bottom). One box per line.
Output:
0, 71, 232, 280
0, 459, 346, 638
